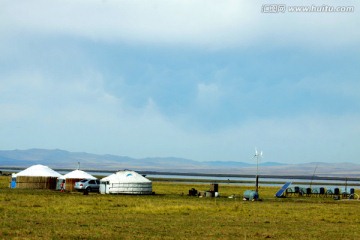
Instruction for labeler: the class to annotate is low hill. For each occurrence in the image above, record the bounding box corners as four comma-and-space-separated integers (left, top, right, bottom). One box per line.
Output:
1, 149, 359, 177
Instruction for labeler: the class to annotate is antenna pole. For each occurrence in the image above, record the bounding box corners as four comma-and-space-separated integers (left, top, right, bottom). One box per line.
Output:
309, 164, 318, 188
256, 154, 259, 177
78, 162, 80, 170
255, 150, 261, 193
345, 177, 348, 193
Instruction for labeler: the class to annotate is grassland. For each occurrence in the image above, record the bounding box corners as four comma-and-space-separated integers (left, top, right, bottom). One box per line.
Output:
0, 176, 359, 239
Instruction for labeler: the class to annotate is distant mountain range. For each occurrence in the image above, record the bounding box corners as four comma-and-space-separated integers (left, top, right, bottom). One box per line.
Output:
1, 149, 360, 177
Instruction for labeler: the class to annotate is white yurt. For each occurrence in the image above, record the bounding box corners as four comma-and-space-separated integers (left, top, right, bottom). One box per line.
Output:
57, 169, 97, 191
100, 170, 152, 195
14, 164, 62, 189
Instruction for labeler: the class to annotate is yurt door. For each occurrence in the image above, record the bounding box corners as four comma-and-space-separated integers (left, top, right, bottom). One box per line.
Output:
100, 181, 107, 194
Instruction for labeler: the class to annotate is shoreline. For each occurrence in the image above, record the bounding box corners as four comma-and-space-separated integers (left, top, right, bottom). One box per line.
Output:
148, 177, 360, 186
2, 166, 360, 182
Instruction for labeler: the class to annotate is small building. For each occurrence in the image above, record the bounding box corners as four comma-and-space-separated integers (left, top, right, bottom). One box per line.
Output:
100, 170, 152, 195
12, 164, 62, 190
56, 169, 97, 191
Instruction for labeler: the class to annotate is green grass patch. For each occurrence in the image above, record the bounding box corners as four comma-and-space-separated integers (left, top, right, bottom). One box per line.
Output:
1, 176, 359, 239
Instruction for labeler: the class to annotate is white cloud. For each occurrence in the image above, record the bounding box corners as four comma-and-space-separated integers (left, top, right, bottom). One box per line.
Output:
202, 113, 360, 163
0, 0, 251, 47
0, 0, 359, 164
1, 69, 359, 163
196, 83, 221, 106
1, 0, 358, 49
296, 74, 360, 100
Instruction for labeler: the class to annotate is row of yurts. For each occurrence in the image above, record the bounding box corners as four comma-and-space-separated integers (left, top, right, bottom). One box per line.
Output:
10, 164, 152, 194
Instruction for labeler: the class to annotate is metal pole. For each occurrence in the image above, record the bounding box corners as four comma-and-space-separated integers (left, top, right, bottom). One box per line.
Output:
256, 154, 259, 192
255, 175, 259, 193
345, 178, 348, 193
309, 164, 318, 189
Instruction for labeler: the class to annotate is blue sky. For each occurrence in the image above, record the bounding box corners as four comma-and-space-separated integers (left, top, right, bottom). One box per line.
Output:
0, 0, 359, 164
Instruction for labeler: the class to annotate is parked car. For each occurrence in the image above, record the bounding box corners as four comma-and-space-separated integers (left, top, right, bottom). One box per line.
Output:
74, 179, 100, 192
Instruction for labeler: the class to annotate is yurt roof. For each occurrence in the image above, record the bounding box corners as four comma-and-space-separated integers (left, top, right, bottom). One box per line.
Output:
101, 173, 116, 182
59, 169, 96, 180
101, 170, 151, 183
16, 164, 62, 177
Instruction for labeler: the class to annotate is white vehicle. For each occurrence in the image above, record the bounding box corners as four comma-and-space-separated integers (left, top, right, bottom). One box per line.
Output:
74, 179, 100, 192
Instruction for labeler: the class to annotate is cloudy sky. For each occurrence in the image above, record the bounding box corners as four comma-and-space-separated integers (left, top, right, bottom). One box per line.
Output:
1, 0, 359, 164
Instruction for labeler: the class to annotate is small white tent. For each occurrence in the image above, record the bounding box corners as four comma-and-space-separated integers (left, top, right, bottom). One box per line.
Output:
57, 169, 97, 191
100, 170, 152, 195
14, 164, 62, 189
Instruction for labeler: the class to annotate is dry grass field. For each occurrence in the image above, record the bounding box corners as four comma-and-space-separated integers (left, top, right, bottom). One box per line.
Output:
0, 176, 359, 239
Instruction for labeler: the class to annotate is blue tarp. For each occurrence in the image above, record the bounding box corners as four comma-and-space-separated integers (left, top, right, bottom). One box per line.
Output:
10, 178, 16, 188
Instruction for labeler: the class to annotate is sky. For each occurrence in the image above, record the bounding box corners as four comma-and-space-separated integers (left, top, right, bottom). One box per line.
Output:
0, 0, 359, 164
